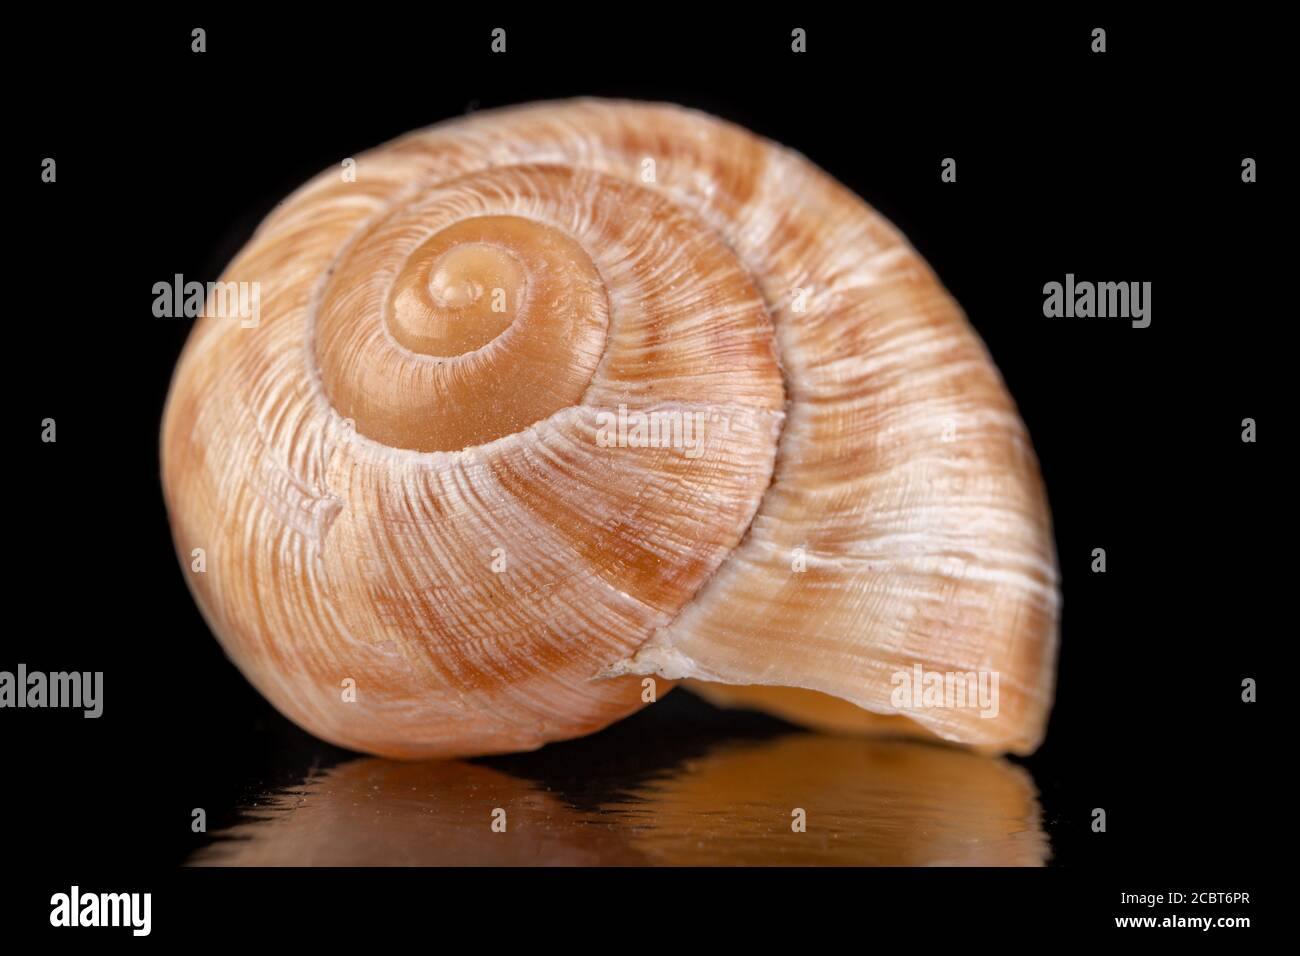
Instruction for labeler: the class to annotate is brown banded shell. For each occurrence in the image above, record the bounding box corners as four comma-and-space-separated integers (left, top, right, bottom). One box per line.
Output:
161, 99, 1058, 758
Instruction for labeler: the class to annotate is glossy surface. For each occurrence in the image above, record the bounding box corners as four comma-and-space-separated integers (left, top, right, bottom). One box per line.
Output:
190, 696, 1047, 867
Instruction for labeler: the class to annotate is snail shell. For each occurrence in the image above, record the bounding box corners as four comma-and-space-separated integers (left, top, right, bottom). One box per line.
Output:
161, 99, 1058, 758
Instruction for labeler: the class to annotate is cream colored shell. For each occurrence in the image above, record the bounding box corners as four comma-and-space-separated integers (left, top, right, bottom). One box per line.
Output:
161, 99, 1058, 758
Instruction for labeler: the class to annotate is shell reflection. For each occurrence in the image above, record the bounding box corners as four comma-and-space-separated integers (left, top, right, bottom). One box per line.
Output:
190, 735, 1047, 866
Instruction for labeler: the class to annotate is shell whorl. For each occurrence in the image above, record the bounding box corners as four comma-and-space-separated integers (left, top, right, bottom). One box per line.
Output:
162, 99, 1058, 758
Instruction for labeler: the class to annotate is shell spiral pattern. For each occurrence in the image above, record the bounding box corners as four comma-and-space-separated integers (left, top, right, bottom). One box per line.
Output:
161, 99, 1059, 758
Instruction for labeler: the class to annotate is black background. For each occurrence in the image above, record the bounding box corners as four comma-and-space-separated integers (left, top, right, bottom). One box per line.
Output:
8, 9, 1276, 937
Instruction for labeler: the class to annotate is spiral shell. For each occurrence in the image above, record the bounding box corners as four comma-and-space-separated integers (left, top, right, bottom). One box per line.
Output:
162, 99, 1058, 758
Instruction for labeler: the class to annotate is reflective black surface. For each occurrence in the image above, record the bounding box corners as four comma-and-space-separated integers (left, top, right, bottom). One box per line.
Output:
10, 10, 1274, 887
188, 691, 1049, 866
